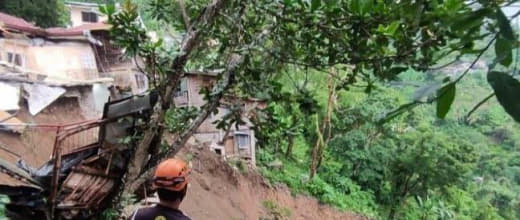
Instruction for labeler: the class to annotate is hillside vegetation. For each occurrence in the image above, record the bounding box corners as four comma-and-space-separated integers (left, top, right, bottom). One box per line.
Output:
2, 1, 520, 219
256, 63, 520, 219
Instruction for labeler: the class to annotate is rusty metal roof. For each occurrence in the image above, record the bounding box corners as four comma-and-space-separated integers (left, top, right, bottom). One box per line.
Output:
0, 12, 46, 36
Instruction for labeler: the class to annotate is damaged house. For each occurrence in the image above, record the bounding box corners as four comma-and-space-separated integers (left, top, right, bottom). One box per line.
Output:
0, 12, 152, 218
0, 12, 148, 119
0, 7, 263, 219
174, 71, 265, 166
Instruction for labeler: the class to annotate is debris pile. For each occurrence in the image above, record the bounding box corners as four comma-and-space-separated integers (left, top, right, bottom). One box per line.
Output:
0, 93, 156, 219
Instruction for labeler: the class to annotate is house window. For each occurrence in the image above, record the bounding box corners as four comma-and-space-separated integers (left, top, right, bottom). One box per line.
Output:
7, 52, 23, 67
82, 11, 98, 23
135, 73, 148, 90
235, 133, 250, 150
174, 78, 188, 97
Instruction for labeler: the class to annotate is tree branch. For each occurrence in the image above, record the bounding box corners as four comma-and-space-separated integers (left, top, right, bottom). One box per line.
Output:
464, 92, 495, 122
177, 0, 191, 30
121, 0, 228, 198
127, 53, 244, 192
128, 26, 272, 192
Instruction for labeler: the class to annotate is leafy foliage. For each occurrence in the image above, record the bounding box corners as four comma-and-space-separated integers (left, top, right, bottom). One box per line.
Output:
258, 65, 520, 219
164, 107, 199, 133
92, 0, 520, 219
488, 71, 520, 123
0, 0, 69, 27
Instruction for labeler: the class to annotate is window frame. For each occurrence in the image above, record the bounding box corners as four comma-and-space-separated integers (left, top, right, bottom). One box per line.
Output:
81, 11, 99, 23
235, 132, 250, 150
174, 77, 188, 97
134, 73, 148, 90
6, 52, 24, 67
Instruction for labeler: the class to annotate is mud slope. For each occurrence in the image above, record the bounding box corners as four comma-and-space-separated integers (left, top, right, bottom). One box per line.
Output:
143, 145, 366, 220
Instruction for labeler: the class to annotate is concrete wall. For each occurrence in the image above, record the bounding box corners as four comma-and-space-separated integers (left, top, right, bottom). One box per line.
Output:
105, 69, 148, 94
187, 75, 215, 107
68, 6, 108, 27
0, 38, 30, 69
1, 38, 99, 80
30, 42, 99, 80
172, 75, 259, 164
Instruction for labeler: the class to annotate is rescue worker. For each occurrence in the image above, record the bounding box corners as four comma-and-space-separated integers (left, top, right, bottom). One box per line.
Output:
131, 158, 191, 220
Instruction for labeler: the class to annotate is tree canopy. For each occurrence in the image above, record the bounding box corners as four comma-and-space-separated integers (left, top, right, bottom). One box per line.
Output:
0, 0, 69, 27
98, 0, 520, 219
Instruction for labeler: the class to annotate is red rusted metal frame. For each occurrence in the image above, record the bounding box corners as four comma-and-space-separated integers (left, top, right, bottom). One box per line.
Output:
47, 111, 147, 216
49, 126, 62, 219
48, 119, 104, 217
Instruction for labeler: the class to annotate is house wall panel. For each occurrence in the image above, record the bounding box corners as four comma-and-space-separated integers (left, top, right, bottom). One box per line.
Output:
69, 7, 108, 27
30, 42, 99, 80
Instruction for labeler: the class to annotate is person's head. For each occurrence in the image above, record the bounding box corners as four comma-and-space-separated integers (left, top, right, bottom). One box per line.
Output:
153, 158, 190, 204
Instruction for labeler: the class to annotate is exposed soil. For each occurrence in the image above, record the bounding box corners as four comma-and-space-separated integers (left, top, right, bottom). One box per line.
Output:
0, 97, 87, 168
1, 99, 366, 219
125, 145, 366, 220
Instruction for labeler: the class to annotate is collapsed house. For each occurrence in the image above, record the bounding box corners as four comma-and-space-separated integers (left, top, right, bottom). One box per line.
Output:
0, 11, 153, 219
0, 12, 148, 118
0, 8, 265, 219
0, 93, 157, 219
174, 71, 266, 166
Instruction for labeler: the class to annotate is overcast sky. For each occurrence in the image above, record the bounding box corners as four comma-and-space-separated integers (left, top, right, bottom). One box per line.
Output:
503, 3, 520, 26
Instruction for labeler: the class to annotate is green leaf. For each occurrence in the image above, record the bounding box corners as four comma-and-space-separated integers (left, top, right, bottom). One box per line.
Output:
495, 36, 513, 67
377, 102, 421, 124
385, 66, 407, 79
325, 0, 339, 9
349, 0, 361, 15
154, 38, 163, 48
487, 71, 520, 122
377, 21, 401, 37
436, 82, 456, 119
452, 8, 491, 31
99, 5, 106, 14
311, 0, 320, 11
497, 9, 515, 41
386, 21, 400, 36
359, 0, 372, 15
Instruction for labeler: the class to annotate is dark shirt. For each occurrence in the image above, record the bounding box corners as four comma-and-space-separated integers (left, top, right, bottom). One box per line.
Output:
131, 204, 191, 220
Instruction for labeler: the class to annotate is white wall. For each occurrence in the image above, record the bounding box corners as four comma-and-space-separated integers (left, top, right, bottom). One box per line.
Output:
68, 6, 108, 27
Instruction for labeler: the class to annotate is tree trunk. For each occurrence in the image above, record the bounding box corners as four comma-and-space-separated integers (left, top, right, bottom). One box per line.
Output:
117, 0, 228, 206
309, 71, 336, 179
309, 115, 323, 180
285, 136, 294, 159
126, 54, 244, 194
388, 206, 397, 220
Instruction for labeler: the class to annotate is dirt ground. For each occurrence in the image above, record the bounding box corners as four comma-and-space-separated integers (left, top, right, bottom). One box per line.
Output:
126, 145, 366, 220
0, 97, 87, 168
1, 100, 365, 219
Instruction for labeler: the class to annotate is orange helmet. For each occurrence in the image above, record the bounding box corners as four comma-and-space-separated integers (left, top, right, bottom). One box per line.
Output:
153, 158, 190, 191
